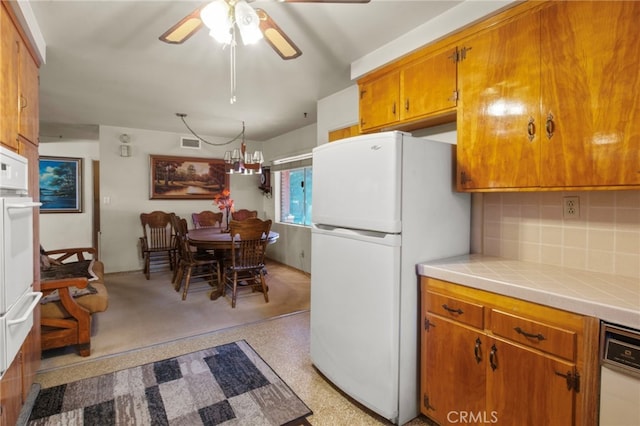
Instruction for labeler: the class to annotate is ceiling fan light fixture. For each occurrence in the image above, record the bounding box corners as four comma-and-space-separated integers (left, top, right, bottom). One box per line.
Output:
201, 0, 233, 44
235, 1, 263, 45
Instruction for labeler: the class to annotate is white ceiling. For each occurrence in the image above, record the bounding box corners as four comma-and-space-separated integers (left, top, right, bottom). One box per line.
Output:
29, 0, 466, 141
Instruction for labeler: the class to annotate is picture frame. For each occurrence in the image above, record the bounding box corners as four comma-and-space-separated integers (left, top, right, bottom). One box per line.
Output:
39, 156, 83, 213
149, 154, 229, 200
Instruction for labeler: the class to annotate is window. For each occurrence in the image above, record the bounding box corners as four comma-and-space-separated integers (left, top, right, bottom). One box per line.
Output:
277, 166, 312, 226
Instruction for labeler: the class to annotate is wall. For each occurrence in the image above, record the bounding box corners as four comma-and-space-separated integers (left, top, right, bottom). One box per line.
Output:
40, 125, 264, 273
481, 191, 640, 279
39, 140, 99, 250
317, 85, 359, 146
261, 123, 318, 274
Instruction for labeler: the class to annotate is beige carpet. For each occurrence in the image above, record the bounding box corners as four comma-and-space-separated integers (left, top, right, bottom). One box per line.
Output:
39, 260, 310, 371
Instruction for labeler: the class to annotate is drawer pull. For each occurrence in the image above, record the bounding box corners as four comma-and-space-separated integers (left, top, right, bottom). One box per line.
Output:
474, 337, 482, 363
514, 326, 546, 341
442, 304, 463, 315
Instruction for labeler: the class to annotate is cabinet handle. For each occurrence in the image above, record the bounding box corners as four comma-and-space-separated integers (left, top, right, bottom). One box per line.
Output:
545, 113, 555, 139
405, 99, 410, 112
459, 46, 473, 61
392, 102, 396, 115
441, 304, 463, 315
514, 326, 546, 341
474, 337, 482, 363
527, 117, 535, 141
424, 317, 435, 331
460, 171, 472, 185
489, 344, 498, 371
555, 370, 580, 392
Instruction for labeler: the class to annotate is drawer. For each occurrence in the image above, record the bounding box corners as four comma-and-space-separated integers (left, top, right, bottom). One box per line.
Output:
425, 291, 484, 329
491, 309, 577, 361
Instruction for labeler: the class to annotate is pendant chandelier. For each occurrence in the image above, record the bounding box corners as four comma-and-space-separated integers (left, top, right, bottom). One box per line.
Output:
224, 141, 264, 175
177, 113, 263, 174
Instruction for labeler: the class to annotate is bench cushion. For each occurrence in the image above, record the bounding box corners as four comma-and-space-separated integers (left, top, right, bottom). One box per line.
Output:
40, 260, 109, 319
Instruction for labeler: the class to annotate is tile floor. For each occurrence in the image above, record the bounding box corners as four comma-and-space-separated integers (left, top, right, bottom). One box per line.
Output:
34, 311, 434, 426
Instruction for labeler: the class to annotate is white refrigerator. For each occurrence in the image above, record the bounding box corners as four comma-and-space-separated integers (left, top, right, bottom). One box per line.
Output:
310, 131, 470, 424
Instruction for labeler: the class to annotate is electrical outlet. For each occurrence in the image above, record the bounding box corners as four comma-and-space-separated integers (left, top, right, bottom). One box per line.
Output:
563, 196, 580, 218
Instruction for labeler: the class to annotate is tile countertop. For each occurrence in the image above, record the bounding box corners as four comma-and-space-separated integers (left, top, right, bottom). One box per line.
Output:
417, 254, 640, 330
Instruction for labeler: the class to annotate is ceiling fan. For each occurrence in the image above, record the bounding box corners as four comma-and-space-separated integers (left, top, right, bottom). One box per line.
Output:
159, 0, 371, 60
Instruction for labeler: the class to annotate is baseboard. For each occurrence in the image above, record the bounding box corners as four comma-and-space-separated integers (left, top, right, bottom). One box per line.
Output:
16, 383, 40, 426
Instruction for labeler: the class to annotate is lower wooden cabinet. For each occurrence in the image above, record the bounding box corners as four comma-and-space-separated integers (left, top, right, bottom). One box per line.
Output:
0, 328, 39, 426
420, 277, 599, 426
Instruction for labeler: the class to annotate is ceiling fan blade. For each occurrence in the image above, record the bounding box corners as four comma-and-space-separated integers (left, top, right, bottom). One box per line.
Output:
159, 6, 205, 44
256, 9, 302, 60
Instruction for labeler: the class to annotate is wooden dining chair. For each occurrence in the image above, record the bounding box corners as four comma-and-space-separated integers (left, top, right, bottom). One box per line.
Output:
139, 211, 177, 279
171, 214, 221, 300
231, 209, 258, 221
192, 210, 224, 229
221, 218, 272, 308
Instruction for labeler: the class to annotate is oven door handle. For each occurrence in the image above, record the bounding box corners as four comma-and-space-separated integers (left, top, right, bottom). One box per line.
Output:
7, 292, 43, 326
7, 201, 42, 209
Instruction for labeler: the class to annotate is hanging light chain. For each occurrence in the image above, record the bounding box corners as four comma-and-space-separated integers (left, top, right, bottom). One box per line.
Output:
230, 27, 237, 104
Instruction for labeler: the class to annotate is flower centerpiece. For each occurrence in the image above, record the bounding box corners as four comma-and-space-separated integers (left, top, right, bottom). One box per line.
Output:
213, 188, 234, 231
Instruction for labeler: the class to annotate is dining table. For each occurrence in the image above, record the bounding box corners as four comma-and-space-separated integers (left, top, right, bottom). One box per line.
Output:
186, 226, 279, 300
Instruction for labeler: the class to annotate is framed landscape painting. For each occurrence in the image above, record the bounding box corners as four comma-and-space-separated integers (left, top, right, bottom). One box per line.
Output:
149, 154, 229, 199
39, 156, 83, 213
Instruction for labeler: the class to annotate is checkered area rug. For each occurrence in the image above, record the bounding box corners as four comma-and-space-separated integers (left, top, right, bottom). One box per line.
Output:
28, 340, 312, 425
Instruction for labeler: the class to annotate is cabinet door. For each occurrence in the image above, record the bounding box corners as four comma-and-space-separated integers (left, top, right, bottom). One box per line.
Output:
486, 337, 576, 425
359, 70, 399, 132
540, 1, 640, 187
457, 12, 541, 190
421, 313, 486, 425
0, 4, 20, 150
18, 41, 39, 144
0, 353, 23, 426
401, 46, 457, 121
328, 124, 359, 142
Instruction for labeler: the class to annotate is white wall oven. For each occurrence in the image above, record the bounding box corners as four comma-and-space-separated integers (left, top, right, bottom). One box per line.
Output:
0, 146, 42, 378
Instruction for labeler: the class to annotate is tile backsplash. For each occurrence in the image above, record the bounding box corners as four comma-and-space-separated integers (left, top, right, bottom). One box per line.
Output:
480, 190, 640, 279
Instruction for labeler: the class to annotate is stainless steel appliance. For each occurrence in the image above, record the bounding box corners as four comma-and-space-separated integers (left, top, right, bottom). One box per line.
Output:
600, 322, 640, 425
310, 131, 471, 424
0, 146, 42, 377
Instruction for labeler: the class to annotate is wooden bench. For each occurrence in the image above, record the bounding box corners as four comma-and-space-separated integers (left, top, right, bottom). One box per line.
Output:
40, 247, 108, 357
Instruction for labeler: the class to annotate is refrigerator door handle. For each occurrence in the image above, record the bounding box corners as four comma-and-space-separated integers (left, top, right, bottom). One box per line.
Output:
312, 224, 401, 246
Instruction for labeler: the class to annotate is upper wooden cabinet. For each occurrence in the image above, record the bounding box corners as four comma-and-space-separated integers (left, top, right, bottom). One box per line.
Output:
18, 39, 39, 144
0, 3, 20, 149
457, 1, 640, 190
0, 2, 39, 148
358, 45, 457, 133
400, 46, 457, 122
328, 124, 360, 142
456, 11, 540, 190
359, 69, 400, 132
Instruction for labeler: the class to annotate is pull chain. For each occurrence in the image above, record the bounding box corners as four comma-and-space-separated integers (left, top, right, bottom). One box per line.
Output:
230, 28, 237, 104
